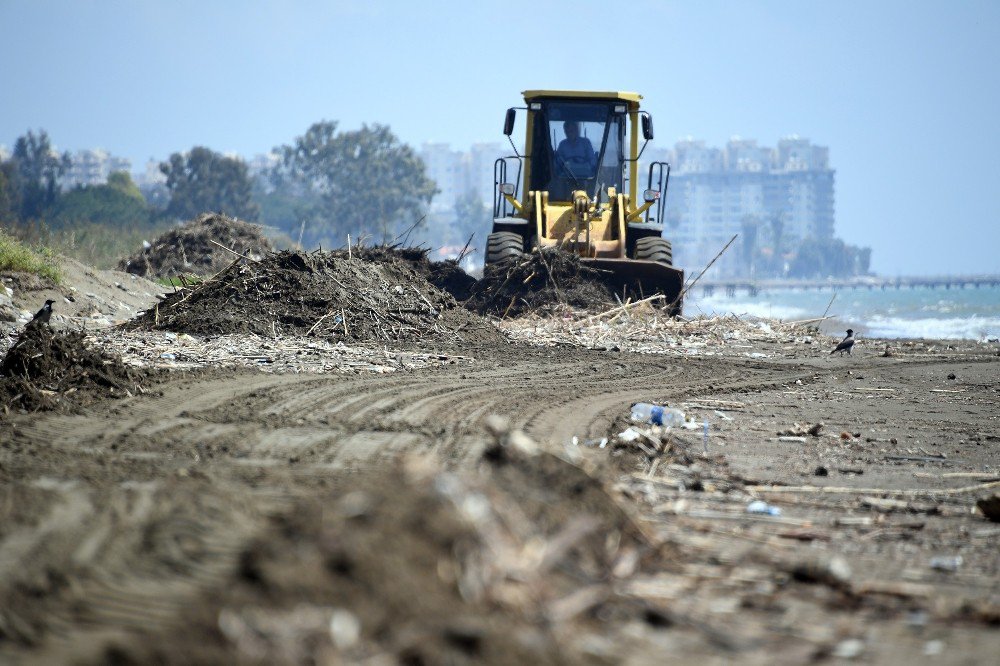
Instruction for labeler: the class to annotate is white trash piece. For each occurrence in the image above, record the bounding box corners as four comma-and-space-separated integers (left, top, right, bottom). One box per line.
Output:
746, 500, 782, 516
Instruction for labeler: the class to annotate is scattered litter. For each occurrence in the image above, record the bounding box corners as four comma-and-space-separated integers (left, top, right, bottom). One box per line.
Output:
929, 556, 962, 572
617, 427, 642, 443
777, 436, 807, 443
88, 330, 473, 375
746, 501, 782, 516
713, 410, 733, 421
571, 435, 609, 448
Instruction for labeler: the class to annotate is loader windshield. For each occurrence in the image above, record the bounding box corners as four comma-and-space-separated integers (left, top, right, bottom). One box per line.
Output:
529, 100, 624, 201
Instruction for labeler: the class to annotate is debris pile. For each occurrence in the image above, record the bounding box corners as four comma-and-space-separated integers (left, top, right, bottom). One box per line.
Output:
466, 250, 622, 317
129, 249, 503, 345
330, 244, 478, 302
119, 213, 273, 279
108, 427, 669, 664
0, 325, 146, 414
92, 329, 474, 374
500, 308, 827, 358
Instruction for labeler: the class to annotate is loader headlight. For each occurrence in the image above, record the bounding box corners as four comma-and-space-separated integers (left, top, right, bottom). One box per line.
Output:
643, 189, 660, 203
499, 183, 516, 195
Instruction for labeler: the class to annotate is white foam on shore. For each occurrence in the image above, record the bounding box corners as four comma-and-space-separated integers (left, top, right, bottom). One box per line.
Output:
862, 315, 1000, 340
686, 296, 810, 322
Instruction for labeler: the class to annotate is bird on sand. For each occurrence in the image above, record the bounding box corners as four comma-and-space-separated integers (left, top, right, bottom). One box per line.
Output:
830, 329, 855, 356
28, 299, 55, 328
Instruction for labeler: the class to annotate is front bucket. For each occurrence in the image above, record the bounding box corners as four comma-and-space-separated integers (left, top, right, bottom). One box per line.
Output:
581, 258, 685, 316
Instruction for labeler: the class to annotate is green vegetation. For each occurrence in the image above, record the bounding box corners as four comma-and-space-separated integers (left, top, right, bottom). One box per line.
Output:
271, 121, 437, 246
1, 123, 441, 270
0, 228, 61, 283
51, 172, 150, 229
160, 147, 259, 221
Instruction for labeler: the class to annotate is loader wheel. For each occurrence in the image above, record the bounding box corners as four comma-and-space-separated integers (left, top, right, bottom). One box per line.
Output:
634, 237, 673, 266
486, 232, 524, 264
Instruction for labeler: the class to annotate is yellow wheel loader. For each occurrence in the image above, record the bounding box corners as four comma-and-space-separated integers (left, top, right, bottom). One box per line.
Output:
488, 90, 684, 315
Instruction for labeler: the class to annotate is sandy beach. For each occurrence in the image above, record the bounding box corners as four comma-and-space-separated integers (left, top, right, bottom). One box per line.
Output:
1, 259, 997, 663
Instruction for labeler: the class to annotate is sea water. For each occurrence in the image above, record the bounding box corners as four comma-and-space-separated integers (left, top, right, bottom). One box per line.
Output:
686, 284, 1000, 341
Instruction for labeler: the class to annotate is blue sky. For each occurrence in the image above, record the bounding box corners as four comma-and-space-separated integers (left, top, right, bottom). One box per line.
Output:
1, 0, 998, 275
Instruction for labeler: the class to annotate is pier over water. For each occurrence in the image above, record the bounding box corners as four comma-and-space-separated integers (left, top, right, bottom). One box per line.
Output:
698, 275, 1000, 297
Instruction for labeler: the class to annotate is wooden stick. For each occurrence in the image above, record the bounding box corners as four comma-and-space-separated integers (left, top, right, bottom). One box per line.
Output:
306, 310, 336, 336
581, 293, 665, 323
208, 239, 246, 259
748, 479, 1000, 497
167, 256, 242, 309
668, 234, 738, 312
785, 314, 837, 326
820, 291, 837, 320
457, 233, 475, 263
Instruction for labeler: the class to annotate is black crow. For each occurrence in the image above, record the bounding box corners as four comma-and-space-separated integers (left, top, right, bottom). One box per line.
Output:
831, 328, 855, 355
28, 299, 55, 328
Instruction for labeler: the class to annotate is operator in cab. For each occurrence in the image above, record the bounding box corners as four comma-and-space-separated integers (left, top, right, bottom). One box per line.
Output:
556, 121, 597, 174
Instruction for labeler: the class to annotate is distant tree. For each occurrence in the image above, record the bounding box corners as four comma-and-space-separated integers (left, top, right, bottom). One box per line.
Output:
0, 161, 20, 222
788, 237, 869, 278
252, 173, 320, 243
740, 215, 761, 278
858, 247, 872, 274
11, 129, 69, 220
274, 121, 437, 245
50, 171, 150, 229
452, 189, 491, 244
160, 147, 260, 221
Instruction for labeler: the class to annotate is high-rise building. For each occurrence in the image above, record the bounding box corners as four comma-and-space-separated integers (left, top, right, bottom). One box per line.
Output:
419, 143, 465, 212
60, 149, 131, 189
658, 136, 835, 277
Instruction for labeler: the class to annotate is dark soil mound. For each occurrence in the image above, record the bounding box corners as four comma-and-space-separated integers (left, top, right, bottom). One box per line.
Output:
466, 250, 620, 317
129, 249, 502, 345
331, 244, 478, 302
104, 434, 663, 664
0, 325, 146, 415
119, 213, 273, 279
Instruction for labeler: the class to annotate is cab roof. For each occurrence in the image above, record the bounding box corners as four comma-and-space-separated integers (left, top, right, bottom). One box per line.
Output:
522, 90, 643, 105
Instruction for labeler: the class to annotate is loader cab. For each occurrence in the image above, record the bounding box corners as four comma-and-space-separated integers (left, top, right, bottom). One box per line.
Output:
527, 98, 625, 202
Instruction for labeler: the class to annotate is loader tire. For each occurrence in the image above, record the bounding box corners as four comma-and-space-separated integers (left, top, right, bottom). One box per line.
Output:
486, 231, 524, 264
634, 237, 673, 266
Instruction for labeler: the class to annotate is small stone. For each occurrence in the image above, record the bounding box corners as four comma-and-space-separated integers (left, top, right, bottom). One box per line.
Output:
814, 465, 829, 476
329, 609, 361, 649
833, 639, 864, 660
947, 373, 956, 380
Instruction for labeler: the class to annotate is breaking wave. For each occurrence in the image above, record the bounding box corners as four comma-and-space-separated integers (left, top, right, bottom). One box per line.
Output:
863, 315, 1000, 341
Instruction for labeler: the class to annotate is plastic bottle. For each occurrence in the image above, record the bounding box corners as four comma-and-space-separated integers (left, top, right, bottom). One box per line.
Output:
630, 403, 685, 427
